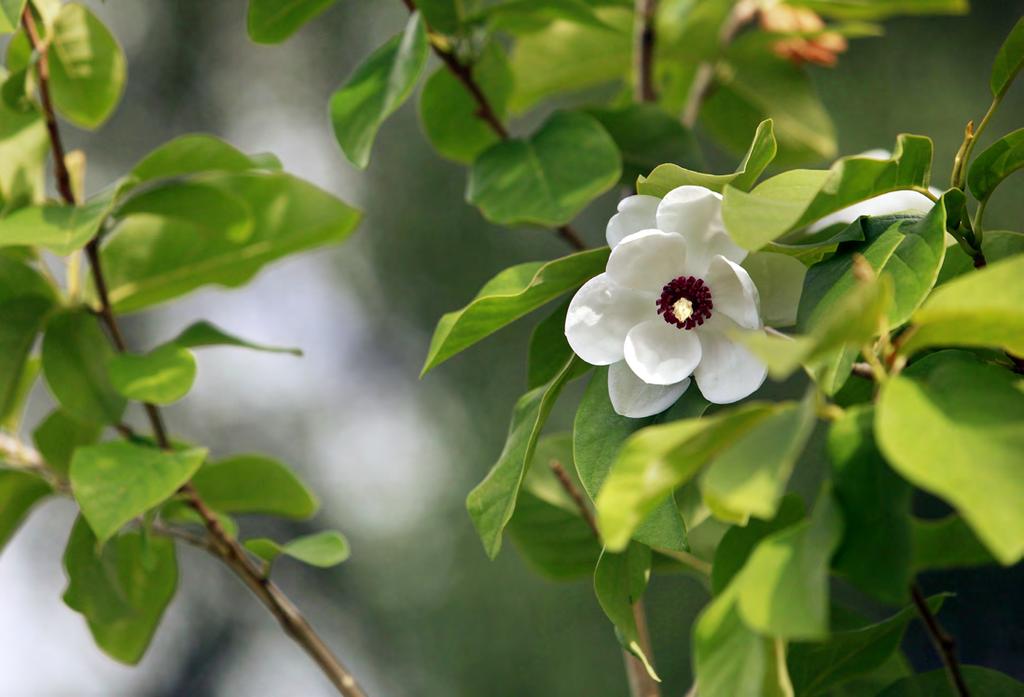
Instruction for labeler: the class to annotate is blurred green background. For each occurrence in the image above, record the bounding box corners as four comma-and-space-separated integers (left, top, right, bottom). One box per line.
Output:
1, 2, 1023, 695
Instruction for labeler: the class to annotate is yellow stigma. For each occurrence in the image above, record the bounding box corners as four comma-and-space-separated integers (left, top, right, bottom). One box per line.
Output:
672, 297, 694, 322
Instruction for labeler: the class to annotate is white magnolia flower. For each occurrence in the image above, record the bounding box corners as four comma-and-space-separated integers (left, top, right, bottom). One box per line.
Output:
566, 185, 791, 419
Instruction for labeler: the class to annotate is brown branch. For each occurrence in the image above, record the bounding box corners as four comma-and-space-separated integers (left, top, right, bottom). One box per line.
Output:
400, 0, 586, 252
633, 0, 658, 103
911, 583, 971, 697
23, 10, 368, 696
549, 459, 599, 539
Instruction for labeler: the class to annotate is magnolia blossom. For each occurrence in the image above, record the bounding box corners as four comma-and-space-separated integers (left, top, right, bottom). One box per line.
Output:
565, 186, 780, 418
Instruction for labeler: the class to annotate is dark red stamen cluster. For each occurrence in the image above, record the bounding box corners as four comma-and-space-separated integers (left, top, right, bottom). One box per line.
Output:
656, 276, 713, 330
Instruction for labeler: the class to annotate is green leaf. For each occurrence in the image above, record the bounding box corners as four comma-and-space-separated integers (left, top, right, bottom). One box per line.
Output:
828, 405, 911, 604
62, 517, 177, 664
0, 252, 58, 303
42, 309, 126, 426
586, 103, 702, 187
876, 350, 1024, 565
190, 453, 318, 519
32, 409, 102, 476
418, 43, 512, 164
172, 320, 303, 355
937, 230, 1024, 285
595, 402, 777, 551
710, 494, 805, 594
0, 188, 118, 254
721, 135, 933, 250
902, 248, 1024, 357
245, 530, 350, 568
526, 299, 571, 390
0, 99, 48, 214
47, 3, 126, 129
787, 597, 946, 697
466, 356, 580, 558
115, 181, 254, 243
130, 134, 257, 183
0, 296, 51, 421
793, 0, 967, 20
467, 110, 621, 227
733, 492, 842, 639
477, 0, 616, 33
246, 0, 336, 43
0, 469, 50, 551
107, 344, 197, 405
637, 119, 776, 196
967, 128, 1024, 203
877, 666, 1024, 697
422, 247, 608, 375
329, 12, 429, 168
70, 441, 207, 543
100, 172, 361, 313
911, 515, 995, 572
594, 543, 658, 681
0, 0, 26, 34
700, 392, 816, 524
990, 16, 1024, 98
574, 368, 708, 552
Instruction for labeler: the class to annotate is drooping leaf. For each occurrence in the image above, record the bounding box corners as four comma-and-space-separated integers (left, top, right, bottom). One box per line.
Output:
190, 454, 318, 519
130, 135, 257, 183
32, 409, 102, 477
70, 441, 207, 543
587, 103, 703, 186
422, 248, 608, 375
876, 350, 1024, 565
594, 543, 658, 681
967, 128, 1024, 203
637, 119, 776, 196
911, 516, 995, 572
246, 0, 336, 43
990, 16, 1024, 98
47, 3, 126, 129
329, 12, 429, 168
467, 110, 621, 227
876, 666, 1024, 697
0, 469, 50, 551
710, 494, 805, 594
62, 517, 177, 664
0, 188, 118, 254
245, 530, 350, 568
172, 320, 303, 355
108, 344, 197, 405
41, 309, 126, 426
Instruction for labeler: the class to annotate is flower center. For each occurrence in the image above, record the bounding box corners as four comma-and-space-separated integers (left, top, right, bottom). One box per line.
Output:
656, 276, 713, 330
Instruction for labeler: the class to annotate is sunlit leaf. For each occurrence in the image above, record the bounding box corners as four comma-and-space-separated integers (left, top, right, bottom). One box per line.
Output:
191, 454, 318, 519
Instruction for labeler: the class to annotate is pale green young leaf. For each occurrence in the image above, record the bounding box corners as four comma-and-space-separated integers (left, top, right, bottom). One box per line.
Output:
0, 188, 118, 254
172, 320, 303, 355
47, 3, 126, 129
130, 134, 257, 183
245, 530, 350, 568
990, 16, 1024, 98
0, 469, 50, 552
911, 515, 994, 572
108, 344, 197, 405
191, 453, 318, 519
710, 494, 805, 594
41, 309, 126, 426
637, 119, 776, 196
594, 544, 658, 681
247, 0, 336, 43
62, 517, 177, 665
0, 0, 26, 34
422, 248, 608, 375
877, 666, 1024, 697
32, 409, 102, 477
692, 587, 778, 697
466, 110, 621, 227
70, 441, 207, 543
967, 128, 1024, 203
329, 12, 429, 169
0, 98, 48, 213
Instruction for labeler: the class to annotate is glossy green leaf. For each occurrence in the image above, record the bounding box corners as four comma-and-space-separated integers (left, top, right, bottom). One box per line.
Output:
990, 16, 1024, 98
467, 110, 621, 227
587, 103, 702, 186
722, 135, 933, 250
245, 530, 350, 568
467, 356, 579, 559
0, 188, 118, 254
877, 350, 1024, 565
911, 515, 994, 571
70, 441, 207, 543
710, 494, 805, 594
422, 248, 608, 374
329, 12, 429, 168
62, 517, 177, 664
828, 405, 911, 604
700, 392, 816, 524
968, 128, 1024, 202
100, 172, 361, 313
637, 119, 776, 196
107, 344, 197, 405
0, 296, 50, 421
902, 251, 1024, 356
191, 454, 318, 519
32, 409, 102, 477
787, 596, 946, 697
247, 0, 336, 43
130, 134, 257, 183
172, 320, 303, 355
877, 666, 1024, 697
594, 543, 658, 681
47, 3, 126, 129
595, 402, 776, 551
0, 469, 50, 551
418, 43, 512, 164
42, 309, 126, 426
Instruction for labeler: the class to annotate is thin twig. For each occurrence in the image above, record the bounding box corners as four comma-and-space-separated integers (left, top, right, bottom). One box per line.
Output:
911, 583, 971, 697
22, 10, 368, 696
400, 0, 586, 252
633, 0, 658, 103
549, 459, 600, 538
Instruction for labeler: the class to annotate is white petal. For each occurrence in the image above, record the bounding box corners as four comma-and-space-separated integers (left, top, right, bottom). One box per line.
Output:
565, 274, 650, 365
807, 190, 935, 233
656, 185, 746, 273
704, 255, 761, 330
694, 325, 767, 404
607, 195, 660, 248
624, 319, 702, 385
741, 252, 806, 328
606, 229, 688, 294
608, 361, 690, 418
